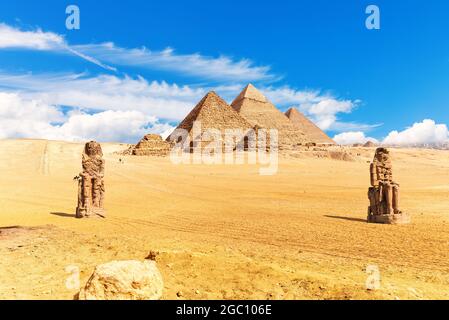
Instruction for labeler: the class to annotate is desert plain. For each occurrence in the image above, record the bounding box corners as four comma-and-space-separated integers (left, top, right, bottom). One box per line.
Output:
0, 139, 448, 300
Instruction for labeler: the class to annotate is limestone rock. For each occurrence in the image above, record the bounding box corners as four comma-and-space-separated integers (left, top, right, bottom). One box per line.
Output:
79, 260, 163, 300
132, 134, 171, 156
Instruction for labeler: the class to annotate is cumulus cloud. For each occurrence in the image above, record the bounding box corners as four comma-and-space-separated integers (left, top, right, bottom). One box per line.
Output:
333, 131, 379, 145
0, 71, 374, 142
382, 119, 449, 146
0, 92, 173, 143
0, 72, 204, 121
260, 86, 378, 132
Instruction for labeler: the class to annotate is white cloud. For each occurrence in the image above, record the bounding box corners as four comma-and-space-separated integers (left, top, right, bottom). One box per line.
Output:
382, 119, 449, 146
0, 23, 63, 49
0, 23, 274, 81
333, 131, 379, 145
259, 86, 378, 132
72, 43, 275, 82
0, 71, 376, 142
0, 92, 173, 143
0, 23, 116, 71
0, 72, 204, 121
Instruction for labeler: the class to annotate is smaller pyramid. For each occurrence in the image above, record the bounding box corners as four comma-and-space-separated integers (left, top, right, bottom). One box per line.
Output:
363, 141, 376, 148
285, 108, 336, 146
132, 134, 171, 156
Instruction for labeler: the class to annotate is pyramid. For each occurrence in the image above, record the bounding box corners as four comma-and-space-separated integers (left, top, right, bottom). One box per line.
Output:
231, 84, 307, 148
132, 134, 171, 156
285, 108, 336, 146
167, 91, 253, 150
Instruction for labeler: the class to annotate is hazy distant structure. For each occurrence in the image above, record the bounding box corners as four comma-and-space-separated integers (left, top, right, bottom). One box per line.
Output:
76, 141, 106, 218
285, 107, 335, 146
231, 84, 307, 149
367, 147, 410, 224
363, 141, 377, 148
132, 134, 171, 156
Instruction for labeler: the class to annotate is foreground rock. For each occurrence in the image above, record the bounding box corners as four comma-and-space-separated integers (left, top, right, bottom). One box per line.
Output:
367, 147, 410, 224
79, 260, 163, 300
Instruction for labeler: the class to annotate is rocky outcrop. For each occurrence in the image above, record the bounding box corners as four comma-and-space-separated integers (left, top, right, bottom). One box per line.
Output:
79, 260, 163, 300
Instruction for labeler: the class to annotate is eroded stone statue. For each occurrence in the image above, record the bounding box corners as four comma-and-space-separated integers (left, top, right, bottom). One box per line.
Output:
76, 141, 106, 218
367, 148, 409, 224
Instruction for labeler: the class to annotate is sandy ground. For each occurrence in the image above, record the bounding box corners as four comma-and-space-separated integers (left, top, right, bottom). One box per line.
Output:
0, 139, 448, 300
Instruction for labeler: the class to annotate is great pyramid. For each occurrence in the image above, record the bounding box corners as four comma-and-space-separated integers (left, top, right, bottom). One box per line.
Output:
285, 107, 336, 146
167, 91, 253, 151
231, 84, 307, 149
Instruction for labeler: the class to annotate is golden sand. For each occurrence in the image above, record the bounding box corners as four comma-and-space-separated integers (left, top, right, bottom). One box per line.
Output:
1, 139, 448, 300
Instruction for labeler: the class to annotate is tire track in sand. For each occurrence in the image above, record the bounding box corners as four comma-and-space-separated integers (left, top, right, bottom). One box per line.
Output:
39, 142, 50, 175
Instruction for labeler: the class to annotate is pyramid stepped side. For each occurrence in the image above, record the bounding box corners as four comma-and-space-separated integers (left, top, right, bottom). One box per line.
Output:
132, 134, 171, 156
167, 92, 254, 150
231, 84, 308, 148
285, 108, 336, 145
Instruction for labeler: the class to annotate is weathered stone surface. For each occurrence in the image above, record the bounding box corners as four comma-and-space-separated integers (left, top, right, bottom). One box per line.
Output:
167, 91, 254, 153
79, 260, 163, 300
76, 141, 106, 219
231, 85, 307, 150
367, 147, 410, 224
132, 134, 171, 156
285, 107, 335, 146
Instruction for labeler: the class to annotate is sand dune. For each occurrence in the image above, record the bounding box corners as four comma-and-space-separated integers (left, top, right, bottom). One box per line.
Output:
1, 139, 449, 300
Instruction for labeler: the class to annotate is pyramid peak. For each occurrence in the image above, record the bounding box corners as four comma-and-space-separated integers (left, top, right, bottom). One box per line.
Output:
196, 91, 225, 107
233, 84, 267, 104
286, 107, 302, 117
286, 107, 296, 113
205, 91, 218, 97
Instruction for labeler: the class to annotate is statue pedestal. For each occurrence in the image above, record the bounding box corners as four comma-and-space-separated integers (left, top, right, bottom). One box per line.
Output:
76, 206, 106, 219
367, 212, 410, 225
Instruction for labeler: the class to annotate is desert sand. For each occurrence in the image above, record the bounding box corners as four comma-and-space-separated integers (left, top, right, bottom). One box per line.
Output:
1, 139, 448, 300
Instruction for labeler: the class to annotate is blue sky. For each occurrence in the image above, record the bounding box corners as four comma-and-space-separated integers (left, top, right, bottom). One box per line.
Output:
0, 0, 448, 145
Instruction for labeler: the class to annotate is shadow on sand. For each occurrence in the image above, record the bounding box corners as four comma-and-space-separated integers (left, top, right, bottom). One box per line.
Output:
50, 212, 76, 218
324, 215, 366, 223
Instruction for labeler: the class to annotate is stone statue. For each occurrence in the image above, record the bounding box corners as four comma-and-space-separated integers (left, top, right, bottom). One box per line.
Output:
367, 147, 409, 224
76, 141, 106, 218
